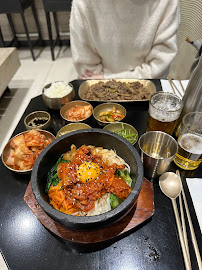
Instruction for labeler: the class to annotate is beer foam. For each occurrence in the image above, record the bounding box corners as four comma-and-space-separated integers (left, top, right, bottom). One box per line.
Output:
149, 100, 181, 122
149, 108, 178, 122
179, 133, 202, 155
155, 100, 181, 111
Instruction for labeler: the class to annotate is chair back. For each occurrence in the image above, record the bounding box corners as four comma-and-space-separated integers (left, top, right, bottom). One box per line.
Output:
42, 0, 72, 12
0, 0, 24, 13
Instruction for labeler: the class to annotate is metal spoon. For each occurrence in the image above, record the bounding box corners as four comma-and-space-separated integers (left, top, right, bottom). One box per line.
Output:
159, 172, 191, 270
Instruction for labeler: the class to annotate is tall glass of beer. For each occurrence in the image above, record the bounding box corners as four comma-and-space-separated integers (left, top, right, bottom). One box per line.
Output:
147, 92, 183, 135
174, 112, 202, 170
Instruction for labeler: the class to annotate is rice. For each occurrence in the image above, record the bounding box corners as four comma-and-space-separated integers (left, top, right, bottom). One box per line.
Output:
87, 193, 111, 216
44, 81, 72, 98
89, 145, 130, 173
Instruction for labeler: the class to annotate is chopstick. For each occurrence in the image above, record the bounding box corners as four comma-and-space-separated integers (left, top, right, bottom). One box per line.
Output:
177, 77, 186, 93
172, 198, 191, 270
167, 76, 183, 98
176, 170, 202, 270
168, 76, 177, 95
179, 192, 191, 266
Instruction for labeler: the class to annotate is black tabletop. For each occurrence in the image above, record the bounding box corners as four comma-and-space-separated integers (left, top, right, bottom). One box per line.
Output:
1, 80, 202, 270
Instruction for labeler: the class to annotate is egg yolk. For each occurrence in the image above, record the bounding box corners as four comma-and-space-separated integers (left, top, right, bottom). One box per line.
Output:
77, 162, 100, 183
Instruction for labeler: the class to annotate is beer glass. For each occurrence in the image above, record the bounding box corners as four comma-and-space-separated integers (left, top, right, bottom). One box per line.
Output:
174, 112, 202, 170
147, 92, 183, 135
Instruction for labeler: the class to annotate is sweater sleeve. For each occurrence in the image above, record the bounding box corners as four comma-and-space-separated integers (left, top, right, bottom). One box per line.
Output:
70, 2, 103, 77
104, 1, 180, 79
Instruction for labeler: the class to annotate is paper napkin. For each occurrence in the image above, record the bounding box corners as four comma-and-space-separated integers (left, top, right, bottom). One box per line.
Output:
160, 79, 189, 98
186, 178, 202, 233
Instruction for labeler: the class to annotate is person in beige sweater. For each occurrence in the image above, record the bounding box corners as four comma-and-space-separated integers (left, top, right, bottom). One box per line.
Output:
70, 0, 180, 79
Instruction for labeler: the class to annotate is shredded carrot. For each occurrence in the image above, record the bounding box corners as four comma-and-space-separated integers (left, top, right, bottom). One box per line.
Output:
48, 183, 77, 214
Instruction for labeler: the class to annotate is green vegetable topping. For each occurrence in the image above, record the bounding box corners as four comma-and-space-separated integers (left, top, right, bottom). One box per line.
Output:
45, 156, 70, 193
114, 123, 138, 144
110, 193, 122, 209
116, 169, 132, 187
110, 169, 133, 209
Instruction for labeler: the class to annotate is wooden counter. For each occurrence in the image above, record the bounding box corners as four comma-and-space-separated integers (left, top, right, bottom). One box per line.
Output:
0, 47, 21, 97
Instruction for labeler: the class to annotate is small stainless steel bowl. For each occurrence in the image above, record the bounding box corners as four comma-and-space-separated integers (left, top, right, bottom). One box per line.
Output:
60, 100, 93, 123
42, 81, 75, 110
93, 103, 126, 126
56, 123, 92, 138
24, 111, 52, 130
103, 122, 138, 145
2, 130, 55, 174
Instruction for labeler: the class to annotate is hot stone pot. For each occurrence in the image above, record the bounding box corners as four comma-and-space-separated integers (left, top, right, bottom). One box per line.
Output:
31, 129, 143, 231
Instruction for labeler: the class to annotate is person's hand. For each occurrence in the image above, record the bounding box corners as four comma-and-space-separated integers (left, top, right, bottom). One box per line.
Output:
81, 70, 104, 79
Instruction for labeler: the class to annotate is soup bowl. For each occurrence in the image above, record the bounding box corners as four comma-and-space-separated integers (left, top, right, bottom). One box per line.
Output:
31, 129, 143, 231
